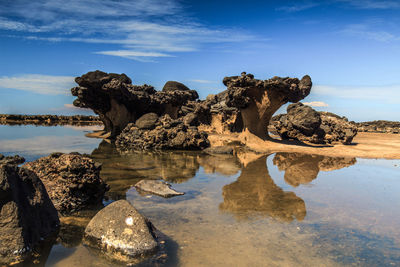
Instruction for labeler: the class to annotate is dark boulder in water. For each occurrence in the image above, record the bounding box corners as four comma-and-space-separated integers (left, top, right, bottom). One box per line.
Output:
24, 152, 108, 215
0, 155, 59, 265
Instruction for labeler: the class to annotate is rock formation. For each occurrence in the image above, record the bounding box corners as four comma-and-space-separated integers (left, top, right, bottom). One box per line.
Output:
273, 152, 356, 187
115, 114, 209, 151
224, 72, 312, 139
83, 200, 158, 263
0, 114, 101, 126
356, 120, 400, 134
71, 70, 198, 137
271, 103, 358, 144
135, 180, 184, 198
24, 153, 108, 214
0, 155, 59, 265
219, 155, 306, 222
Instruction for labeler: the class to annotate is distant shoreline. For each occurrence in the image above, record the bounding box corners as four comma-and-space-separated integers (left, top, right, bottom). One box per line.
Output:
0, 114, 103, 126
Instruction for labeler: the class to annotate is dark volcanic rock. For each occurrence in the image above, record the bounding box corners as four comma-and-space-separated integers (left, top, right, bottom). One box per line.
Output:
271, 103, 358, 144
0, 114, 102, 126
135, 113, 159, 130
356, 120, 400, 134
71, 70, 198, 137
162, 81, 190, 92
223, 72, 312, 139
24, 153, 108, 214
0, 155, 59, 265
83, 200, 158, 263
135, 180, 184, 198
116, 114, 210, 151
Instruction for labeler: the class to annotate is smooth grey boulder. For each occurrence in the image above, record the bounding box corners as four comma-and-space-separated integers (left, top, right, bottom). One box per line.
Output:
83, 200, 158, 263
135, 113, 159, 130
135, 180, 184, 198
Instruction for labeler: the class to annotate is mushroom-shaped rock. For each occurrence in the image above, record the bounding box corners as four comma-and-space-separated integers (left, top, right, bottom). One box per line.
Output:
24, 153, 108, 215
224, 72, 312, 139
135, 180, 184, 198
0, 155, 59, 265
71, 71, 198, 137
83, 200, 158, 263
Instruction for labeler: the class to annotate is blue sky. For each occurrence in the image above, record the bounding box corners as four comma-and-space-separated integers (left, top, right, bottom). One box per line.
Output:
0, 0, 399, 121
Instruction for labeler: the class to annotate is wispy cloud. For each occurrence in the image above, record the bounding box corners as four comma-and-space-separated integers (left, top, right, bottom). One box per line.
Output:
313, 84, 400, 104
0, 0, 256, 61
276, 2, 320, 12
0, 74, 75, 95
341, 24, 399, 42
303, 101, 329, 107
188, 79, 217, 84
339, 0, 400, 9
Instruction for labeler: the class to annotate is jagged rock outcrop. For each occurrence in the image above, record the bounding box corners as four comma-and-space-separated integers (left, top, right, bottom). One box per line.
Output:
273, 152, 356, 187
83, 200, 158, 263
356, 120, 400, 134
223, 72, 312, 139
24, 153, 108, 214
0, 155, 59, 265
271, 103, 358, 144
116, 114, 209, 151
71, 71, 198, 137
0, 114, 101, 126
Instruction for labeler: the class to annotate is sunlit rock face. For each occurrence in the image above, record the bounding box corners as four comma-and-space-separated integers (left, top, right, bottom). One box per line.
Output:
219, 155, 306, 222
224, 72, 312, 139
24, 153, 108, 215
0, 155, 59, 265
71, 70, 198, 137
273, 152, 357, 187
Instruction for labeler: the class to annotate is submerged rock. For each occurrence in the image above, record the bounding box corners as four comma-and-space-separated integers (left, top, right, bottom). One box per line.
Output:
0, 155, 59, 265
224, 72, 312, 139
271, 103, 358, 144
135, 180, 184, 198
203, 146, 234, 155
83, 200, 158, 263
24, 153, 108, 214
116, 114, 210, 151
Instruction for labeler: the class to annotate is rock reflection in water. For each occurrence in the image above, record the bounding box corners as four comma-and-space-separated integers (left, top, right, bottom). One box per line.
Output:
273, 152, 356, 187
220, 155, 307, 222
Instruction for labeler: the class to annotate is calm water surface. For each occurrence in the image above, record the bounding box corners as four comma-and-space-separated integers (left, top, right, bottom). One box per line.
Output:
1, 125, 399, 266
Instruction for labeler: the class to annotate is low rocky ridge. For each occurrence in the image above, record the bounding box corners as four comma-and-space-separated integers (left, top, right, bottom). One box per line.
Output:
116, 113, 210, 151
356, 120, 400, 134
83, 200, 159, 264
0, 154, 59, 265
24, 152, 108, 215
270, 103, 358, 144
0, 114, 101, 126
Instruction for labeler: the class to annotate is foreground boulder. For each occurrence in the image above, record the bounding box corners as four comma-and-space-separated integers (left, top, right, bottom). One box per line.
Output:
71, 71, 198, 137
271, 103, 358, 144
0, 155, 59, 265
116, 114, 210, 151
83, 200, 158, 263
135, 180, 184, 198
24, 153, 108, 214
224, 72, 312, 139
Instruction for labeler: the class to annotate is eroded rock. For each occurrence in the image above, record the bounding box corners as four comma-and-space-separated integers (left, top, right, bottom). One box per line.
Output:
224, 72, 312, 139
83, 200, 158, 263
135, 180, 184, 198
24, 153, 108, 214
0, 155, 59, 265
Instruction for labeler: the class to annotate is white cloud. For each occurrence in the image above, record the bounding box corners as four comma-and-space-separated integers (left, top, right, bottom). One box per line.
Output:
341, 24, 399, 42
303, 101, 329, 107
313, 84, 400, 104
276, 2, 320, 12
188, 79, 217, 84
0, 0, 256, 61
0, 74, 75, 95
339, 0, 400, 9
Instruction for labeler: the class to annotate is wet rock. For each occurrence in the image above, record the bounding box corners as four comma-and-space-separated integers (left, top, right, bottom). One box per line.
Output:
24, 153, 108, 215
83, 200, 158, 263
135, 180, 184, 198
135, 113, 159, 130
224, 72, 312, 139
71, 71, 198, 137
116, 114, 209, 151
203, 146, 234, 155
271, 103, 358, 144
0, 156, 59, 265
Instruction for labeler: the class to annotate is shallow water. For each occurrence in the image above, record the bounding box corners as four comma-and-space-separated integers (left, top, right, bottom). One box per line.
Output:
1, 125, 400, 266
